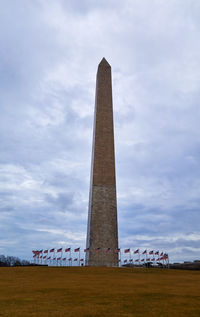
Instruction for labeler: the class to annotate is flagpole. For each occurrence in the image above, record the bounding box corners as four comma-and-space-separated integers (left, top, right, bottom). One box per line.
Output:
79, 248, 80, 267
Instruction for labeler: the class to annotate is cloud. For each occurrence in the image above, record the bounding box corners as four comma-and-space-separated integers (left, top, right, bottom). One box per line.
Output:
0, 0, 200, 263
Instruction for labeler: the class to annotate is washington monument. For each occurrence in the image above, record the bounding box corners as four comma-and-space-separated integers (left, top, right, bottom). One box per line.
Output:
86, 58, 119, 266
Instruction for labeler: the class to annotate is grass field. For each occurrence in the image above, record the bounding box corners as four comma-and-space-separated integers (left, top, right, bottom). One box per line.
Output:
0, 267, 199, 317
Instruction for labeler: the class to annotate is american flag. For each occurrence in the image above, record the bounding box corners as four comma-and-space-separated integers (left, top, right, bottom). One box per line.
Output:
134, 249, 139, 254
47, 256, 51, 260
124, 248, 130, 253
44, 250, 48, 254
129, 259, 133, 262
33, 250, 40, 255
43, 256, 46, 259
68, 258, 72, 261
74, 247, 80, 252
156, 258, 160, 261
115, 248, 120, 253
124, 259, 127, 263
141, 259, 145, 262
84, 248, 89, 252
62, 258, 66, 261
106, 248, 111, 253
53, 257, 56, 260
80, 259, 84, 262
50, 248, 54, 253
135, 259, 139, 262
142, 250, 147, 254
151, 258, 155, 261
57, 248, 62, 252
160, 252, 163, 256
74, 258, 78, 261
65, 248, 71, 252
95, 247, 101, 252
146, 258, 150, 261
155, 251, 159, 255
57, 257, 61, 261
149, 250, 154, 255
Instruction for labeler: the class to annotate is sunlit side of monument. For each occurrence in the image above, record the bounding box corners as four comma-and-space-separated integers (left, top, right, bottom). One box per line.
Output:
86, 58, 119, 266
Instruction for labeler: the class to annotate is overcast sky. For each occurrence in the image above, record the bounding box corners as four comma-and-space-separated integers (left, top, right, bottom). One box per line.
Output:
0, 0, 200, 263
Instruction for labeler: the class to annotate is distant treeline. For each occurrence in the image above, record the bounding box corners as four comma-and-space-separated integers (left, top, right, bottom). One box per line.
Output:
0, 255, 30, 267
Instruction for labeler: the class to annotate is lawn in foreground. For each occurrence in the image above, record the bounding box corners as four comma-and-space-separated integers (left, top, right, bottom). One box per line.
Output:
0, 266, 199, 317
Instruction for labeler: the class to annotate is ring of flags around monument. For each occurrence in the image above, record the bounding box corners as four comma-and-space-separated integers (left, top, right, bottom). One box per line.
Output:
32, 248, 169, 266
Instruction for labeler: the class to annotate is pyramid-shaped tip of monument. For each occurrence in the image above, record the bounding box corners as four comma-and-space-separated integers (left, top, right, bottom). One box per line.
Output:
98, 57, 111, 68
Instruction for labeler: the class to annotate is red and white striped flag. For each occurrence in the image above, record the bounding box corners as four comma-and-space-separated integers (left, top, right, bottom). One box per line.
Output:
74, 258, 78, 261
124, 248, 130, 253
74, 247, 80, 252
84, 248, 89, 252
134, 249, 139, 254
65, 248, 71, 252
115, 248, 120, 253
44, 250, 48, 254
50, 248, 54, 253
57, 248, 62, 252
142, 250, 147, 254
32, 250, 39, 255
149, 250, 154, 255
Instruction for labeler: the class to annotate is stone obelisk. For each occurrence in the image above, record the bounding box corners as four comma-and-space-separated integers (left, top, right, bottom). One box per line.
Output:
86, 58, 118, 266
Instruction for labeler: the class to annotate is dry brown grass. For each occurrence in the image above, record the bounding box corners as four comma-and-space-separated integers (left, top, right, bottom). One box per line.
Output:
0, 266, 199, 317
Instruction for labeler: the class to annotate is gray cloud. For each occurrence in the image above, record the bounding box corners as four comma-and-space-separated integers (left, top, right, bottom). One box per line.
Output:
0, 0, 200, 263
